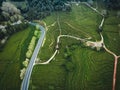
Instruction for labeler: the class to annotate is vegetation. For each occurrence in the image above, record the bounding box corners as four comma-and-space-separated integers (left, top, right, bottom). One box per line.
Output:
0, 2, 23, 22
20, 25, 40, 79
26, 36, 36, 59
25, 0, 72, 20
30, 3, 120, 90
1, 0, 120, 21
25, 25, 40, 59
0, 25, 35, 90
0, 0, 120, 90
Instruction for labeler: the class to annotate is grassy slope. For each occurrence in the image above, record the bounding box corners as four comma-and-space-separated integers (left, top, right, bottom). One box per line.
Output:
37, 13, 59, 61
103, 13, 120, 55
0, 26, 34, 90
103, 11, 120, 90
30, 4, 120, 90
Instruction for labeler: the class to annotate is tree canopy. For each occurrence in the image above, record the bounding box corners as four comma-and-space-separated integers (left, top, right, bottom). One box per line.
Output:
103, 0, 120, 9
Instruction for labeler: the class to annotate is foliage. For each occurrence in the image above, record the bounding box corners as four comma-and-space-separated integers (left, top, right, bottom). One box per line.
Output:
103, 0, 120, 9
0, 26, 33, 90
0, 1, 24, 22
22, 58, 29, 67
64, 61, 75, 72
30, 3, 120, 90
0, 1, 25, 34
26, 36, 36, 58
23, 0, 72, 20
20, 68, 26, 79
26, 50, 32, 58
0, 23, 28, 40
1, 2, 21, 15
34, 30, 39, 37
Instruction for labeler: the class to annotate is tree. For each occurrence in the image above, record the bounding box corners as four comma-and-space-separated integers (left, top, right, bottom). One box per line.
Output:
1, 2, 24, 22
20, 68, 26, 79
103, 0, 120, 9
65, 61, 75, 72
23, 0, 72, 20
1, 2, 21, 15
0, 30, 5, 39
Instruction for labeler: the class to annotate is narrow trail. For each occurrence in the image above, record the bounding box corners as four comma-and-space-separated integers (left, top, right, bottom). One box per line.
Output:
86, 3, 120, 90
36, 15, 61, 64
100, 31, 120, 90
57, 15, 62, 35
82, 2, 104, 17
35, 3, 120, 90
49, 40, 54, 48
57, 35, 89, 43
36, 34, 90, 65
102, 44, 120, 90
64, 22, 91, 38
47, 22, 56, 28
36, 50, 58, 65
36, 14, 91, 65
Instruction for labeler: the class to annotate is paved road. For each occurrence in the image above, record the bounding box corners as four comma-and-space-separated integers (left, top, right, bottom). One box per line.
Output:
21, 22, 46, 90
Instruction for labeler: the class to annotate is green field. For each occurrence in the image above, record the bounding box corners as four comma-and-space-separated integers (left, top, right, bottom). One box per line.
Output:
30, 4, 120, 90
0, 25, 35, 90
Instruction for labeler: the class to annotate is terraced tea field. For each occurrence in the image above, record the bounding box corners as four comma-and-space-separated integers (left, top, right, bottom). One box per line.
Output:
0, 26, 35, 90
30, 4, 120, 90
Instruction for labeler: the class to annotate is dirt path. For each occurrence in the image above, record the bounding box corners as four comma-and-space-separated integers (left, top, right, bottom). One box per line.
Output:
88, 4, 120, 90
103, 44, 120, 90
36, 34, 91, 65
36, 14, 91, 65
35, 3, 120, 90
82, 2, 104, 16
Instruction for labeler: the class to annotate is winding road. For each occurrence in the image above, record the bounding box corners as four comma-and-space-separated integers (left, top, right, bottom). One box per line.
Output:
21, 22, 46, 90
35, 13, 92, 65
21, 2, 119, 90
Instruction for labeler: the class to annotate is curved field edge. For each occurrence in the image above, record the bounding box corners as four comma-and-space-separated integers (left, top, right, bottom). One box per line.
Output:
0, 25, 35, 90
30, 4, 120, 90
